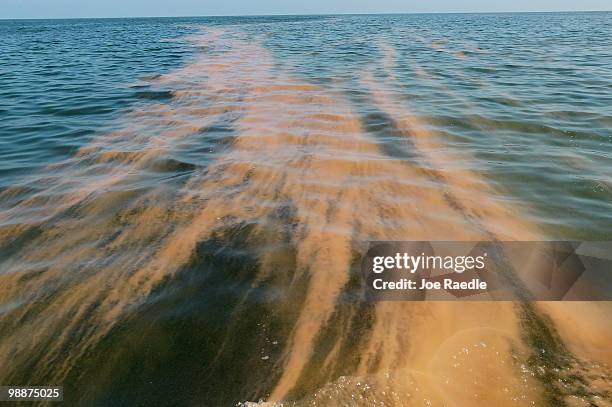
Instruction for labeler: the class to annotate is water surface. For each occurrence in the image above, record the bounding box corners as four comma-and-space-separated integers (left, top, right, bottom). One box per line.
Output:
0, 13, 611, 406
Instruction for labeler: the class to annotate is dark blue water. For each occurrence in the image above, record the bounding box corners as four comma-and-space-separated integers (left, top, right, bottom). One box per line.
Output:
0, 18, 195, 183
0, 13, 611, 407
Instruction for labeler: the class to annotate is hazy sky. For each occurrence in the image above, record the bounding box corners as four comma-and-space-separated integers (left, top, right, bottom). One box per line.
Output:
2, 0, 611, 19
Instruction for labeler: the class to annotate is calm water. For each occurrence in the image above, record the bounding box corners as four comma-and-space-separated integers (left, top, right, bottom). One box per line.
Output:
0, 13, 611, 407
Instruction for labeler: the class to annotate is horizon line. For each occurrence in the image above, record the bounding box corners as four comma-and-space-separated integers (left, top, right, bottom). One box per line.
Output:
1, 9, 611, 21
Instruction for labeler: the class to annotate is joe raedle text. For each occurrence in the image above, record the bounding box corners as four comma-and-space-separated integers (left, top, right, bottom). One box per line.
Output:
371, 277, 488, 291
363, 247, 492, 300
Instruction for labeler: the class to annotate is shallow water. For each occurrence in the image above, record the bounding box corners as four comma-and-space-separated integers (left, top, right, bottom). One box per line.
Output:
0, 13, 611, 406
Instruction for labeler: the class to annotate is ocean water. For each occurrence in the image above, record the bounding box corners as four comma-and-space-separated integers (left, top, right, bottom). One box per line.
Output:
0, 13, 611, 406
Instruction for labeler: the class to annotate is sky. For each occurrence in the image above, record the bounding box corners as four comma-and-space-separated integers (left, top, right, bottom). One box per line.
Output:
2, 0, 611, 19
